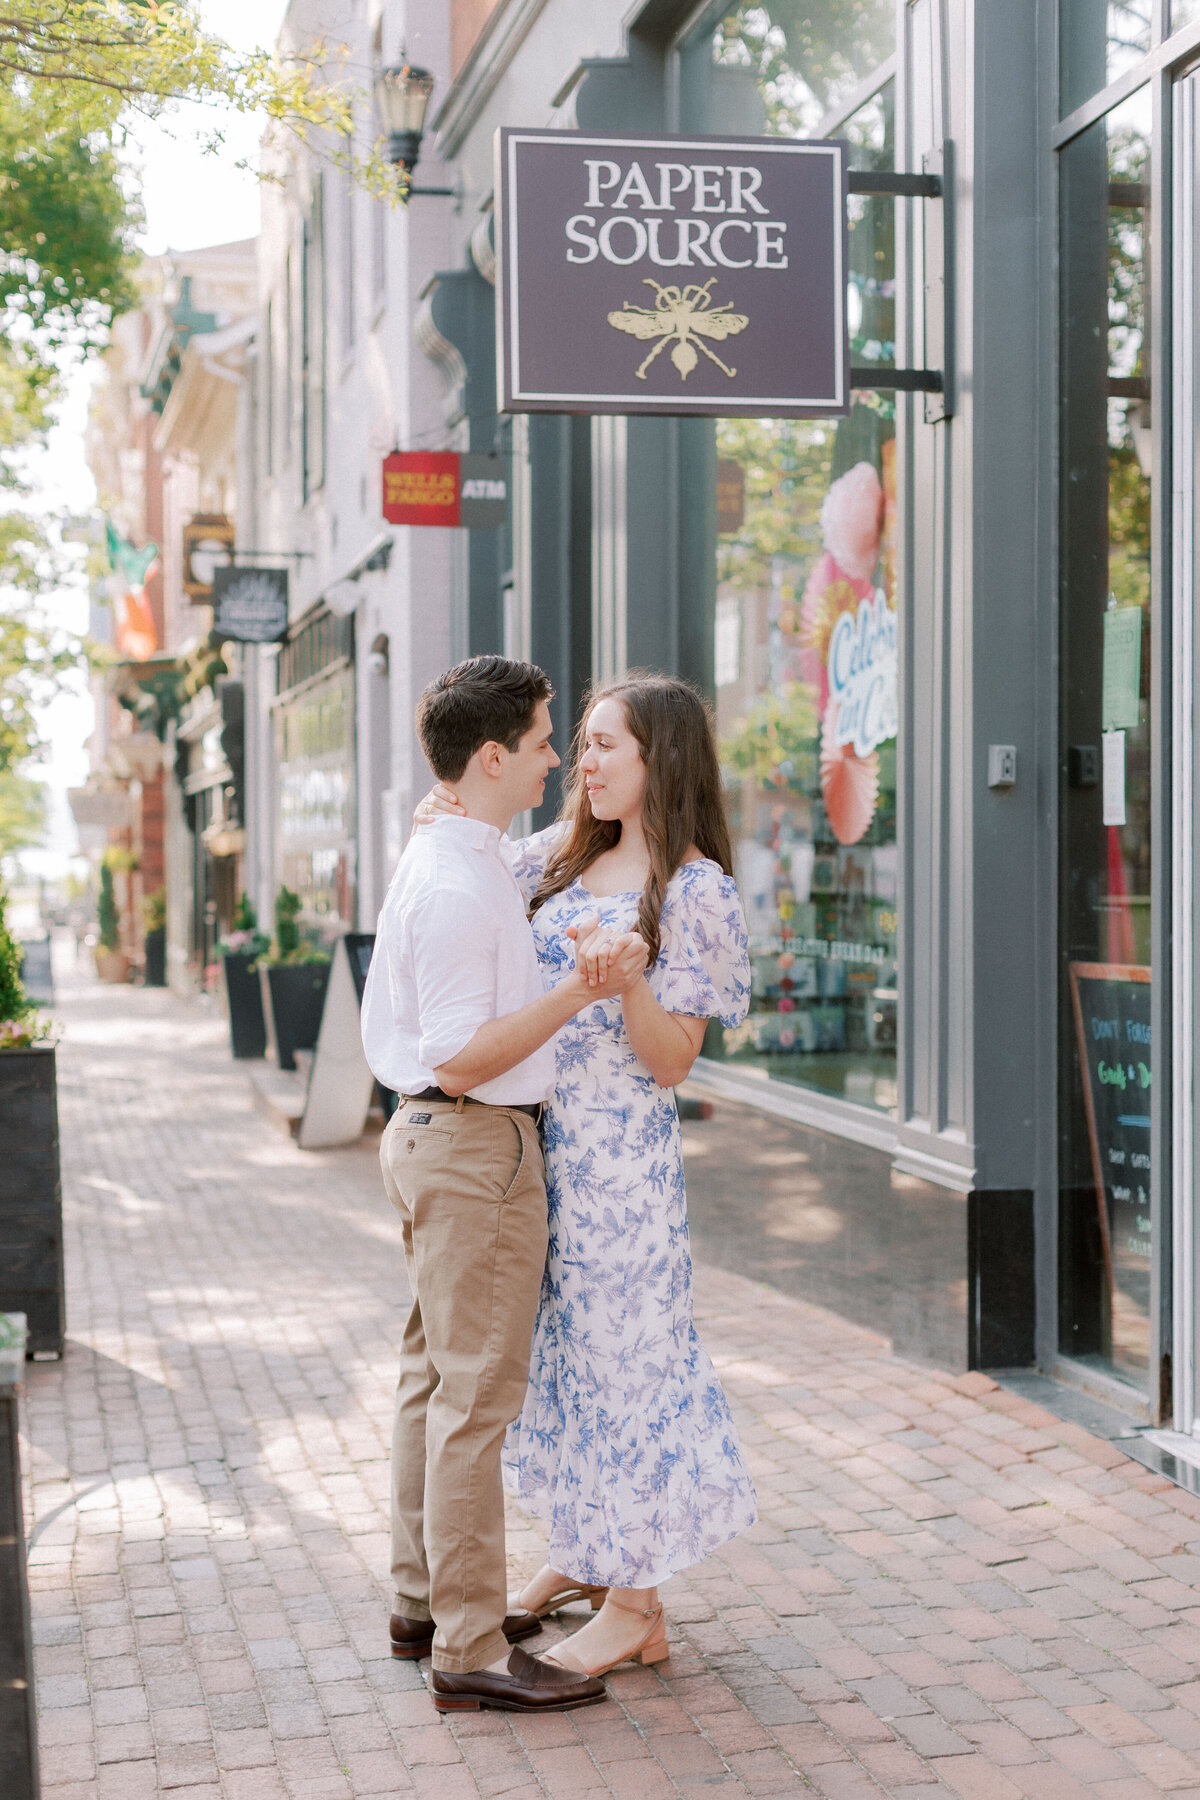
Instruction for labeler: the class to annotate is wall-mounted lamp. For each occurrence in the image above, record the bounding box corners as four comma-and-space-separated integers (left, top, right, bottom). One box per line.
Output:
375, 63, 457, 198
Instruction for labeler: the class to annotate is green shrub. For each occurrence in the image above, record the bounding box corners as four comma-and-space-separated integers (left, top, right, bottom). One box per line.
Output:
0, 886, 31, 1026
141, 886, 166, 933
97, 864, 120, 951
263, 886, 328, 966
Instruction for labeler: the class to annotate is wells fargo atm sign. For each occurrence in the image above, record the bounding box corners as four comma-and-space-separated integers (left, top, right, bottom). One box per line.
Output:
381, 452, 507, 528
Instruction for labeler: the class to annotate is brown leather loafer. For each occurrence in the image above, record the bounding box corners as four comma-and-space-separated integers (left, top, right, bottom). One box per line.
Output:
389, 1610, 542, 1660
430, 1643, 607, 1713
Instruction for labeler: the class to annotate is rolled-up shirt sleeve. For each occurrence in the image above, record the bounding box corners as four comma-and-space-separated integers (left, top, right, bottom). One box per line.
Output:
410, 890, 500, 1072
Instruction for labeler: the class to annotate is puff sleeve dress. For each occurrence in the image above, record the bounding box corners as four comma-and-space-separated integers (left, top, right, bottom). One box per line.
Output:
501, 835, 759, 1587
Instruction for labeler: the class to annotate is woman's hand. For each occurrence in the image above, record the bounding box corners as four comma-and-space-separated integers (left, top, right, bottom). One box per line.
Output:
568, 920, 649, 993
413, 783, 466, 827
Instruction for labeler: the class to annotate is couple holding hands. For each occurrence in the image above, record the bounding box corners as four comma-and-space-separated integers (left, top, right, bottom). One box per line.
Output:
360, 654, 756, 1714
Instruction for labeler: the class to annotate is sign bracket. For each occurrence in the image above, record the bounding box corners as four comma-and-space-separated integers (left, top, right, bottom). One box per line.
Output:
212, 549, 313, 561
850, 368, 943, 394
846, 171, 942, 199
845, 150, 953, 418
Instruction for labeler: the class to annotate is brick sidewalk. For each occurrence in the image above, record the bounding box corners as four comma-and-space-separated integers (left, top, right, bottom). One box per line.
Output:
20, 956, 1200, 1798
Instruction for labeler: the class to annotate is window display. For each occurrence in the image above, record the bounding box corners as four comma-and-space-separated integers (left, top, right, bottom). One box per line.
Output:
713, 406, 897, 1111
707, 12, 898, 1112
275, 667, 357, 935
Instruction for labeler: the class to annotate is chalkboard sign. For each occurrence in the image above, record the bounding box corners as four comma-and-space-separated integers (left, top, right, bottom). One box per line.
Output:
339, 932, 396, 1120
1068, 962, 1151, 1338
296, 936, 379, 1151
343, 933, 376, 1004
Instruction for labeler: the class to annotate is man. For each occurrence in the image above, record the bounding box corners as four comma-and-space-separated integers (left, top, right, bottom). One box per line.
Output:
361, 655, 647, 1714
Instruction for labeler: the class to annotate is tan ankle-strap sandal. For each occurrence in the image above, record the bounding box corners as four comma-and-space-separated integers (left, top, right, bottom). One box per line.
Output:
544, 1598, 668, 1677
509, 1578, 608, 1621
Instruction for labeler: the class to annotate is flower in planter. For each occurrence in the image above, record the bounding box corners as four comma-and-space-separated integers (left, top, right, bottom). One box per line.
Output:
0, 886, 54, 1048
218, 894, 269, 962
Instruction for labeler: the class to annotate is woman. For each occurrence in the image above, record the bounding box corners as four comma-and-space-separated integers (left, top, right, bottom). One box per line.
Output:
418, 673, 757, 1677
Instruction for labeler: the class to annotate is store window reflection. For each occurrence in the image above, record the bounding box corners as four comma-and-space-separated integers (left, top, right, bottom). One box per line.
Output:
713, 3, 894, 133
275, 667, 357, 935
1061, 3, 1152, 116
1058, 86, 1152, 1385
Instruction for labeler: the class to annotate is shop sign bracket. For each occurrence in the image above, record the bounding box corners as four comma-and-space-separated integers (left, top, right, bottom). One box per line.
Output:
850, 367, 943, 393
847, 171, 942, 199
845, 149, 953, 419
215, 548, 313, 561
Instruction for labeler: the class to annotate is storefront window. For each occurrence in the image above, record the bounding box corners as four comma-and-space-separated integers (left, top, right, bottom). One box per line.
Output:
704, 19, 898, 1114
275, 667, 357, 936
1058, 86, 1152, 1385
1061, 4, 1152, 116
713, 4, 895, 134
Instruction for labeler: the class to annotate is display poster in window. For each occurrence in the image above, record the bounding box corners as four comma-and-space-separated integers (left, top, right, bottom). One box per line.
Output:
1068, 962, 1152, 1357
496, 129, 849, 417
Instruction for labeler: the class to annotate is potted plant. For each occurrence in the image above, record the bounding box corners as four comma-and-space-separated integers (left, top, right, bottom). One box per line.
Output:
142, 886, 167, 987
258, 886, 330, 1071
94, 860, 130, 983
0, 887, 63, 1357
219, 894, 269, 1060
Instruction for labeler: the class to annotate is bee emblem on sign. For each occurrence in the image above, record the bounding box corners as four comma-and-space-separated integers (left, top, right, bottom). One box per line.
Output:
607, 278, 749, 381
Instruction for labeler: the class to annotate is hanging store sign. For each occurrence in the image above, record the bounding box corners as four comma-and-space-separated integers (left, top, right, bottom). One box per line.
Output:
381, 453, 508, 528
183, 514, 236, 602
210, 566, 289, 643
496, 128, 848, 418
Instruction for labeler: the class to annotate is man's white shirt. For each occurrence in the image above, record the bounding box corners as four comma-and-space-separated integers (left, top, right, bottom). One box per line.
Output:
360, 814, 556, 1105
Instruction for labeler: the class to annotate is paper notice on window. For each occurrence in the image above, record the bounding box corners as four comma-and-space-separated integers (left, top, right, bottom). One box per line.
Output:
1102, 606, 1143, 731
1102, 729, 1127, 827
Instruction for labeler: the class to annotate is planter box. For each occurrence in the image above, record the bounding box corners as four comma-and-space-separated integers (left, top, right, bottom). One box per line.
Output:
0, 1315, 38, 1800
260, 963, 330, 1072
223, 951, 267, 1059
0, 1048, 64, 1357
143, 927, 166, 988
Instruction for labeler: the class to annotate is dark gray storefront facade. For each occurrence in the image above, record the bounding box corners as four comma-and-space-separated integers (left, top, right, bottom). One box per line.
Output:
420, 0, 1200, 1433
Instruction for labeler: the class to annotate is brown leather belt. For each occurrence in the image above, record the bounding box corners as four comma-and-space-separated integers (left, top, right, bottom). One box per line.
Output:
408, 1086, 541, 1122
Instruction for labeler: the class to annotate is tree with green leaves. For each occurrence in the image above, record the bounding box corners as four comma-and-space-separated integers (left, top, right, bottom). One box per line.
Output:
0, 772, 45, 863
0, 4, 409, 830
0, 3, 405, 196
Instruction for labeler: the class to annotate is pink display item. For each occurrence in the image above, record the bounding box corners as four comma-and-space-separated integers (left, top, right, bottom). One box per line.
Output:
819, 697, 880, 846
819, 460, 885, 582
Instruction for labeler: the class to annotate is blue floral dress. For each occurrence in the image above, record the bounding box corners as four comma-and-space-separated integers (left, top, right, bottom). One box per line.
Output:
501, 828, 759, 1587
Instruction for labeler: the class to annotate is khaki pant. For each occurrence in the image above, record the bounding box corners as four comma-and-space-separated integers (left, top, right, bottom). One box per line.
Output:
379, 1098, 548, 1673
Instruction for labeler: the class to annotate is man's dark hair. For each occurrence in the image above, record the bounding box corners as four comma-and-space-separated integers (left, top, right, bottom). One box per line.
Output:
417, 655, 554, 781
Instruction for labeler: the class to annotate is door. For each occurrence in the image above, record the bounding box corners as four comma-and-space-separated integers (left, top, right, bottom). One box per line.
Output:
1173, 65, 1200, 1433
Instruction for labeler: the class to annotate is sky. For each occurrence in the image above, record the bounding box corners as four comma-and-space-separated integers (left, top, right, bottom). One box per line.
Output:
17, 0, 291, 880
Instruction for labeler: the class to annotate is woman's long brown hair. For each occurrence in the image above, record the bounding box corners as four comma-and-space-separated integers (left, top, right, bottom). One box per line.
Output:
530, 673, 734, 965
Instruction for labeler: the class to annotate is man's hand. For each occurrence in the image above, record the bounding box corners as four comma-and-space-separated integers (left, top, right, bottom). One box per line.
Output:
566, 921, 650, 997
